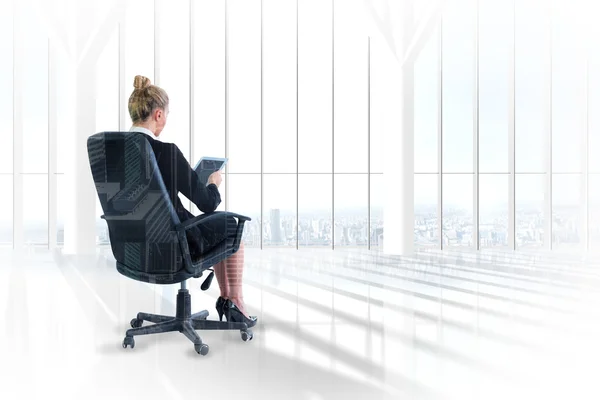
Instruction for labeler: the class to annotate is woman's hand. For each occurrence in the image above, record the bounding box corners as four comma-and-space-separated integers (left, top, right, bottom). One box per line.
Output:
208, 170, 222, 187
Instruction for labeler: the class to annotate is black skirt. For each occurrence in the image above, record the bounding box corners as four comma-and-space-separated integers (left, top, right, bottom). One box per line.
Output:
185, 212, 238, 258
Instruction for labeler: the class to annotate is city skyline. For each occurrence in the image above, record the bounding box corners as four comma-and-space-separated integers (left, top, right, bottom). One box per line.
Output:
0, 202, 585, 250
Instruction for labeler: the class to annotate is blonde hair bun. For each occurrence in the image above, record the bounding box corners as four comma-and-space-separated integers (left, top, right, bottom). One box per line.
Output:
133, 75, 151, 90
128, 75, 169, 124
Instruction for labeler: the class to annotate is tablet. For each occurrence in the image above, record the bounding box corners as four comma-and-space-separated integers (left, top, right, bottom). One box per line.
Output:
194, 156, 228, 173
194, 157, 228, 185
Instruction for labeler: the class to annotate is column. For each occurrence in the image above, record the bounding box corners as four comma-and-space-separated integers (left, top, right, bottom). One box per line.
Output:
64, 0, 123, 254
383, 0, 414, 256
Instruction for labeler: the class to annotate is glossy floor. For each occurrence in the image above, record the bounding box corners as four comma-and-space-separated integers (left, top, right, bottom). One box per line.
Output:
1, 247, 599, 400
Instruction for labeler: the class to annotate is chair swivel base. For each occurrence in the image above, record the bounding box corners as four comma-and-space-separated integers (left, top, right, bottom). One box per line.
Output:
122, 288, 253, 356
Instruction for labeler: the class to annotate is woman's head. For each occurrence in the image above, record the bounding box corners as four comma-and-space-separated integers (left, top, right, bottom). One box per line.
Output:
128, 75, 169, 136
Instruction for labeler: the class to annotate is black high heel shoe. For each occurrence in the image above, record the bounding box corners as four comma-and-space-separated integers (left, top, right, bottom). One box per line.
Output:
215, 296, 227, 321
216, 296, 257, 323
223, 299, 257, 328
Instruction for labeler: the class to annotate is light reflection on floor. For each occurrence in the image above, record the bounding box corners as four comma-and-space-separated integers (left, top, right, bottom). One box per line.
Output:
1, 246, 599, 400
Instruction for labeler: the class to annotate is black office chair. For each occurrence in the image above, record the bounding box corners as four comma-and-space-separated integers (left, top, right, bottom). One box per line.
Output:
87, 131, 253, 356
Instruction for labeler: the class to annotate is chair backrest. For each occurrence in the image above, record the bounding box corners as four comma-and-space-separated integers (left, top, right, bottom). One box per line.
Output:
87, 132, 185, 275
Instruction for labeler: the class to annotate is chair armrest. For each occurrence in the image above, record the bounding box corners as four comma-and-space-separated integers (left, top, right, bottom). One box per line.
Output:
175, 211, 251, 275
175, 211, 251, 232
100, 214, 127, 220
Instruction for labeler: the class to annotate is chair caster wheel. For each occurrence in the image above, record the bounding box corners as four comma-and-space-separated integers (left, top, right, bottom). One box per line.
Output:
195, 343, 209, 355
130, 318, 143, 328
122, 336, 135, 349
241, 329, 253, 342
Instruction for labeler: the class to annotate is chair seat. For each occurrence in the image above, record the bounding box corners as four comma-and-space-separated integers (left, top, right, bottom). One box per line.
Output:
116, 236, 236, 285
116, 261, 197, 284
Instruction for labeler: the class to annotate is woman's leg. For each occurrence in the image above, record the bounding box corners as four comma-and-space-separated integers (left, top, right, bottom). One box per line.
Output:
225, 241, 248, 317
214, 242, 250, 318
204, 214, 235, 299
213, 259, 228, 298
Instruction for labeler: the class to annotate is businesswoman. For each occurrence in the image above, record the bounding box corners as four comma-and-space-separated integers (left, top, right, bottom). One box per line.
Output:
128, 75, 256, 327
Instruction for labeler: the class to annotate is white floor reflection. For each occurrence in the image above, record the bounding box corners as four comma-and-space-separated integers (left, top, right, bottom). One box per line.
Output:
1, 247, 599, 399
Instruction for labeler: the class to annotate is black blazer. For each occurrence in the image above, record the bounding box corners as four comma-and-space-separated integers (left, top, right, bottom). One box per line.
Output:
134, 132, 222, 255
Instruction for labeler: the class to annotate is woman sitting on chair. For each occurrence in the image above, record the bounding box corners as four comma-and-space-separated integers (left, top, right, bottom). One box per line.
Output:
127, 75, 256, 328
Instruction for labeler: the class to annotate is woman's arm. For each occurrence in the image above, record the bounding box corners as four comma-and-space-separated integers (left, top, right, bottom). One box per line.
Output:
170, 143, 221, 213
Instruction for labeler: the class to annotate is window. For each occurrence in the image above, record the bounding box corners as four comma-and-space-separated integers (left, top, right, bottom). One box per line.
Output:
515, 0, 546, 173
439, 0, 476, 248
442, 174, 473, 248
20, 9, 48, 174
414, 27, 439, 174
551, 1, 585, 174
193, 0, 225, 160
441, 0, 475, 173
157, 0, 190, 157
263, 0, 296, 173
549, 1, 585, 251
299, 174, 332, 247
413, 18, 440, 249
515, 174, 544, 248
228, 174, 261, 247
334, 0, 368, 174
369, 173, 383, 250
96, 28, 119, 133
552, 175, 582, 250
263, 174, 296, 247
124, 0, 155, 123
4, 0, 596, 254
23, 175, 48, 245
414, 174, 438, 247
56, 50, 75, 175
334, 174, 368, 247
478, 0, 510, 173
228, 0, 261, 174
298, 0, 333, 173
479, 175, 508, 248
